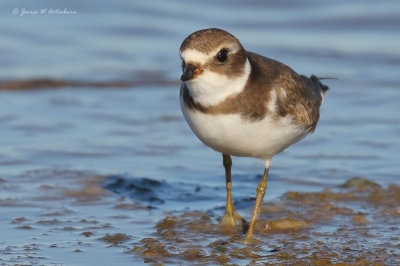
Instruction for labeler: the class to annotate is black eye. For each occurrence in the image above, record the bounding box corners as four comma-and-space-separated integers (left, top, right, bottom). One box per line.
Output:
216, 49, 228, 62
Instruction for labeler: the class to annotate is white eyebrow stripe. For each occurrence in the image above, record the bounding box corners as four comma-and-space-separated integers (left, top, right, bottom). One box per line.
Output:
180, 44, 240, 65
180, 49, 209, 65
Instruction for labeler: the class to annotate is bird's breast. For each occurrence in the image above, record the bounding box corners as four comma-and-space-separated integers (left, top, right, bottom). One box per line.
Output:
180, 92, 308, 158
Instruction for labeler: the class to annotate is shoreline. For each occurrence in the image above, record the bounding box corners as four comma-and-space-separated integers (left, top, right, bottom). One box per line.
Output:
0, 78, 180, 91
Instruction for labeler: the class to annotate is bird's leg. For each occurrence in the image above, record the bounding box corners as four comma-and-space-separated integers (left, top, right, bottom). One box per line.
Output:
219, 154, 244, 229
242, 160, 271, 244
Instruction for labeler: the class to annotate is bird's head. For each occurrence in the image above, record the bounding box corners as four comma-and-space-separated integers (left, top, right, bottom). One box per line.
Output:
179, 28, 251, 106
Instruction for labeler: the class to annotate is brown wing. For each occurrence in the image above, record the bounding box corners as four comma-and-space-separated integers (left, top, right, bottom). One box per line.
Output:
246, 52, 326, 132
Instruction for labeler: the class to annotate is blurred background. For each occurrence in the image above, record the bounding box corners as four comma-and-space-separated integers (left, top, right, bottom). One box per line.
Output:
0, 0, 399, 264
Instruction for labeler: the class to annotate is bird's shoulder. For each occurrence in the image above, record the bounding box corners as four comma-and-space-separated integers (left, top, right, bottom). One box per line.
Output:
245, 51, 304, 91
245, 51, 322, 132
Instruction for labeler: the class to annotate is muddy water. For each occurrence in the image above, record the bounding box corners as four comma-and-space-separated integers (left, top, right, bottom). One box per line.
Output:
132, 178, 400, 264
1, 0, 400, 265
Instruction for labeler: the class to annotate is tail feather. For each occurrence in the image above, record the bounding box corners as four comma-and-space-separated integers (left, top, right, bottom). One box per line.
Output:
300, 74, 331, 104
310, 75, 330, 96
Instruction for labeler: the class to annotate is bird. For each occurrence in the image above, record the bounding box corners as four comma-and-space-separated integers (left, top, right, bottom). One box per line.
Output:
178, 28, 329, 244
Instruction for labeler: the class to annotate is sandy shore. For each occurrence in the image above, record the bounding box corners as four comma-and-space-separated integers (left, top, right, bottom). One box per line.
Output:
1, 169, 399, 265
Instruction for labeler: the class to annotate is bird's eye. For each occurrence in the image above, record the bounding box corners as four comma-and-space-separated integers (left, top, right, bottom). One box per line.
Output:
216, 49, 228, 63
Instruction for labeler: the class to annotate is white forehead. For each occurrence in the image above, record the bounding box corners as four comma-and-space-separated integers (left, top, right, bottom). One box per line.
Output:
180, 44, 239, 65
180, 49, 209, 65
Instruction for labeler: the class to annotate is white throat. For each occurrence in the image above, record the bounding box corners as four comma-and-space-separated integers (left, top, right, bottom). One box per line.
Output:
185, 58, 251, 107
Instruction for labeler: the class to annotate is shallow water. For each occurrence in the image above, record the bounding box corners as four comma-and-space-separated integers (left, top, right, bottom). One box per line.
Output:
1, 0, 400, 265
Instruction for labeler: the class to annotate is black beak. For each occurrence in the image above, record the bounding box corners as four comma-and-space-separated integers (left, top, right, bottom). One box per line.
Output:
181, 63, 199, 81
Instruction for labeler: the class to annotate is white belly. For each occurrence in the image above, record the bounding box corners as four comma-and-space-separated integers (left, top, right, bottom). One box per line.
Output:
180, 96, 308, 159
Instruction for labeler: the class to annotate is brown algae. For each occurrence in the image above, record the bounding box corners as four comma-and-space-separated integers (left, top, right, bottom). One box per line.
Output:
101, 233, 131, 246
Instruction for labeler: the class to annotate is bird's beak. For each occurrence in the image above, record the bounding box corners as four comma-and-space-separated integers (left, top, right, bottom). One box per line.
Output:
181, 63, 201, 81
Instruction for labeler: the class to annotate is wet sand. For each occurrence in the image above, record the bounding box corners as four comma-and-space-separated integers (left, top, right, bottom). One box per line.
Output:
118, 177, 400, 265
2, 170, 400, 265
0, 169, 151, 265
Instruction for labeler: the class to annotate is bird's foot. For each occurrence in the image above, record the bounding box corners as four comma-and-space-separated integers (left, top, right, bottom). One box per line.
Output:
241, 234, 261, 245
219, 208, 246, 233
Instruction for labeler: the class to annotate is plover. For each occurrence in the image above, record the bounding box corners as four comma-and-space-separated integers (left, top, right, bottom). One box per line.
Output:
179, 28, 329, 243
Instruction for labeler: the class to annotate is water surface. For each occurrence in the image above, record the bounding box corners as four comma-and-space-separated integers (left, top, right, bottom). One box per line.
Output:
0, 0, 399, 264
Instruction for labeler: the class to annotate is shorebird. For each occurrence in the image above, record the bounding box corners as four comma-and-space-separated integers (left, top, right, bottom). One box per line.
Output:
179, 28, 329, 243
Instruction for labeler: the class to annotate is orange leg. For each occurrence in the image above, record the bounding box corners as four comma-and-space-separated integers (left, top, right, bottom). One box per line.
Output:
219, 154, 244, 229
243, 160, 270, 244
